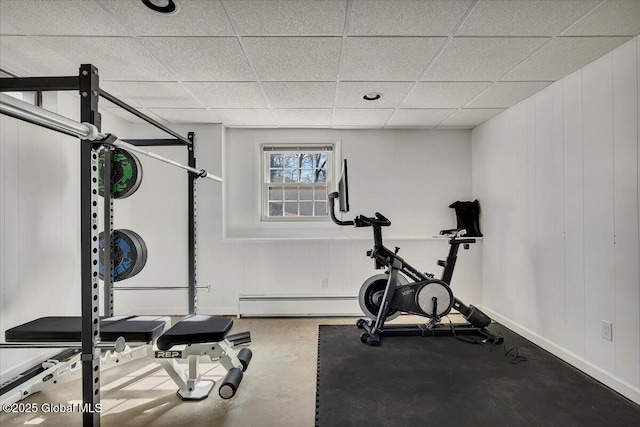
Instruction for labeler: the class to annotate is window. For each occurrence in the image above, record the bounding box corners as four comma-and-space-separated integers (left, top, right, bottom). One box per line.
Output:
262, 144, 334, 220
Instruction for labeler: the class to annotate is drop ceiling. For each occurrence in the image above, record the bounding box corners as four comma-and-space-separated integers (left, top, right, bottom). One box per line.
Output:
0, 0, 638, 129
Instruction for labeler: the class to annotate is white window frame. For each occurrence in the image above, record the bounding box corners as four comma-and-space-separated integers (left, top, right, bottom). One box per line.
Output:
260, 142, 337, 222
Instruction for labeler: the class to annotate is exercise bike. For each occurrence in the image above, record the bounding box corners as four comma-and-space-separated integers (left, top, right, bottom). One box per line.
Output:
329, 160, 502, 346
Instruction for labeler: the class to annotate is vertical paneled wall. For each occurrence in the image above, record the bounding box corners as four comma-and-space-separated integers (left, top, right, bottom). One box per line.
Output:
472, 37, 639, 403
0, 92, 130, 382
112, 127, 482, 315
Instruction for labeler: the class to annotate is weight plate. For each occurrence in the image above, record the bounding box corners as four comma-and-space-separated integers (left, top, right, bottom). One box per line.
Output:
98, 148, 143, 199
119, 229, 148, 278
99, 229, 148, 282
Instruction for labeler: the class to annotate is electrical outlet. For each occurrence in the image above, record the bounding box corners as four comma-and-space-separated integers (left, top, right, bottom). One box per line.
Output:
321, 279, 329, 289
601, 321, 613, 341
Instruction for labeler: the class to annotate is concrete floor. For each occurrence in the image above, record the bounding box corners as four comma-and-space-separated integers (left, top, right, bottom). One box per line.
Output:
0, 316, 373, 427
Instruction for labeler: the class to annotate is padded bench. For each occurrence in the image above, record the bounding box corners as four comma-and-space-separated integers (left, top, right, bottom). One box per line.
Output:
1, 314, 250, 405
157, 315, 233, 351
5, 316, 170, 343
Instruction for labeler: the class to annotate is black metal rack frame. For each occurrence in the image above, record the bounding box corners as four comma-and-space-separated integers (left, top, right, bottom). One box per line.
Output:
0, 64, 201, 426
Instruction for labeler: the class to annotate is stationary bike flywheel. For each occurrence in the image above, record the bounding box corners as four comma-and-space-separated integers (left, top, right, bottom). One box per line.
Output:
415, 279, 454, 318
358, 274, 409, 321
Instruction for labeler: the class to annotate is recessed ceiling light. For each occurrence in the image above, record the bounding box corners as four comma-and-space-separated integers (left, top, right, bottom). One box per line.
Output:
141, 0, 181, 15
363, 92, 382, 101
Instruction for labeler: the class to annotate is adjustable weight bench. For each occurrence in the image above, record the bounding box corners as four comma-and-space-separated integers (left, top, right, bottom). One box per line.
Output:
1, 315, 252, 408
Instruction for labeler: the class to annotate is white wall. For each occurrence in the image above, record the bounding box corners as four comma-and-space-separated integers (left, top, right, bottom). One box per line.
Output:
111, 127, 483, 315
0, 92, 130, 382
472, 37, 639, 403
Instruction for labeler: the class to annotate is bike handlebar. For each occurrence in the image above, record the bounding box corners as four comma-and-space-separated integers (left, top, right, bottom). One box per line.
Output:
328, 192, 391, 228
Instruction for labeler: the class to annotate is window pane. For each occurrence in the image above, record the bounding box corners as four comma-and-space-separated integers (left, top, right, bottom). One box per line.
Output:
284, 187, 298, 201
284, 202, 298, 216
283, 168, 299, 182
299, 188, 313, 201
299, 169, 315, 183
284, 154, 299, 169
300, 202, 313, 216
314, 186, 327, 201
269, 202, 283, 216
270, 169, 284, 183
314, 169, 326, 182
300, 154, 313, 169
270, 154, 283, 168
314, 202, 327, 216
268, 187, 283, 201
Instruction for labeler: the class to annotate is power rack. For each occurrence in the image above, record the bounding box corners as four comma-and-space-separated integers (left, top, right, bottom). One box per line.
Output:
0, 64, 228, 426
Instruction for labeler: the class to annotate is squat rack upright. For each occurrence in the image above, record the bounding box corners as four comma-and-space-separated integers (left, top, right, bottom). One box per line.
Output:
0, 64, 218, 426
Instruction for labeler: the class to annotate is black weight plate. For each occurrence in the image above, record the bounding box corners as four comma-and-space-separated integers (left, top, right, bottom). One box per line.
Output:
98, 148, 143, 199
99, 229, 148, 282
119, 229, 148, 279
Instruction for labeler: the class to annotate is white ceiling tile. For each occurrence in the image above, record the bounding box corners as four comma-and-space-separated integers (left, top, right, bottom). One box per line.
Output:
222, 0, 347, 35
422, 37, 548, 81
465, 81, 552, 108
386, 109, 456, 127
0, 0, 126, 36
147, 108, 221, 124
0, 36, 76, 76
502, 37, 631, 81
99, 0, 235, 36
98, 0, 234, 36
332, 109, 394, 126
440, 109, 504, 126
0, 19, 21, 35
402, 82, 490, 108
563, 0, 640, 36
336, 82, 414, 108
273, 109, 332, 126
212, 109, 276, 126
139, 37, 254, 81
341, 37, 446, 81
101, 82, 201, 108
350, 0, 472, 35
35, 36, 174, 81
243, 37, 342, 81
182, 82, 267, 108
457, 0, 600, 36
102, 107, 167, 124
262, 82, 336, 108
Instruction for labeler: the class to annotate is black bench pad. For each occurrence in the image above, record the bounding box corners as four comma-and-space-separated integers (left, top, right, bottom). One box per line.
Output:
156, 315, 233, 351
5, 316, 170, 343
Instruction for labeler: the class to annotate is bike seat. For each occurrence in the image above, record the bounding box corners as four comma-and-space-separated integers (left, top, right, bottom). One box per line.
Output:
355, 212, 391, 228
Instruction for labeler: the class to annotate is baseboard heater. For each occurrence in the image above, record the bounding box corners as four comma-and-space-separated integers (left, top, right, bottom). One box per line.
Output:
238, 295, 361, 317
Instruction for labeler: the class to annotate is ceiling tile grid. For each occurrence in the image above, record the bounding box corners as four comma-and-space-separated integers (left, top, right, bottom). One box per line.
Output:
0, 0, 638, 129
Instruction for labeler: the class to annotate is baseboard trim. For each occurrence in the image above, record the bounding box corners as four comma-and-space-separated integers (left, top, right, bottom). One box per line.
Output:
239, 295, 360, 317
482, 307, 640, 405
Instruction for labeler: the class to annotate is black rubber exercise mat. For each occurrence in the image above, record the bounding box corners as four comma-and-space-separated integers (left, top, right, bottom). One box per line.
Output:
315, 323, 640, 427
